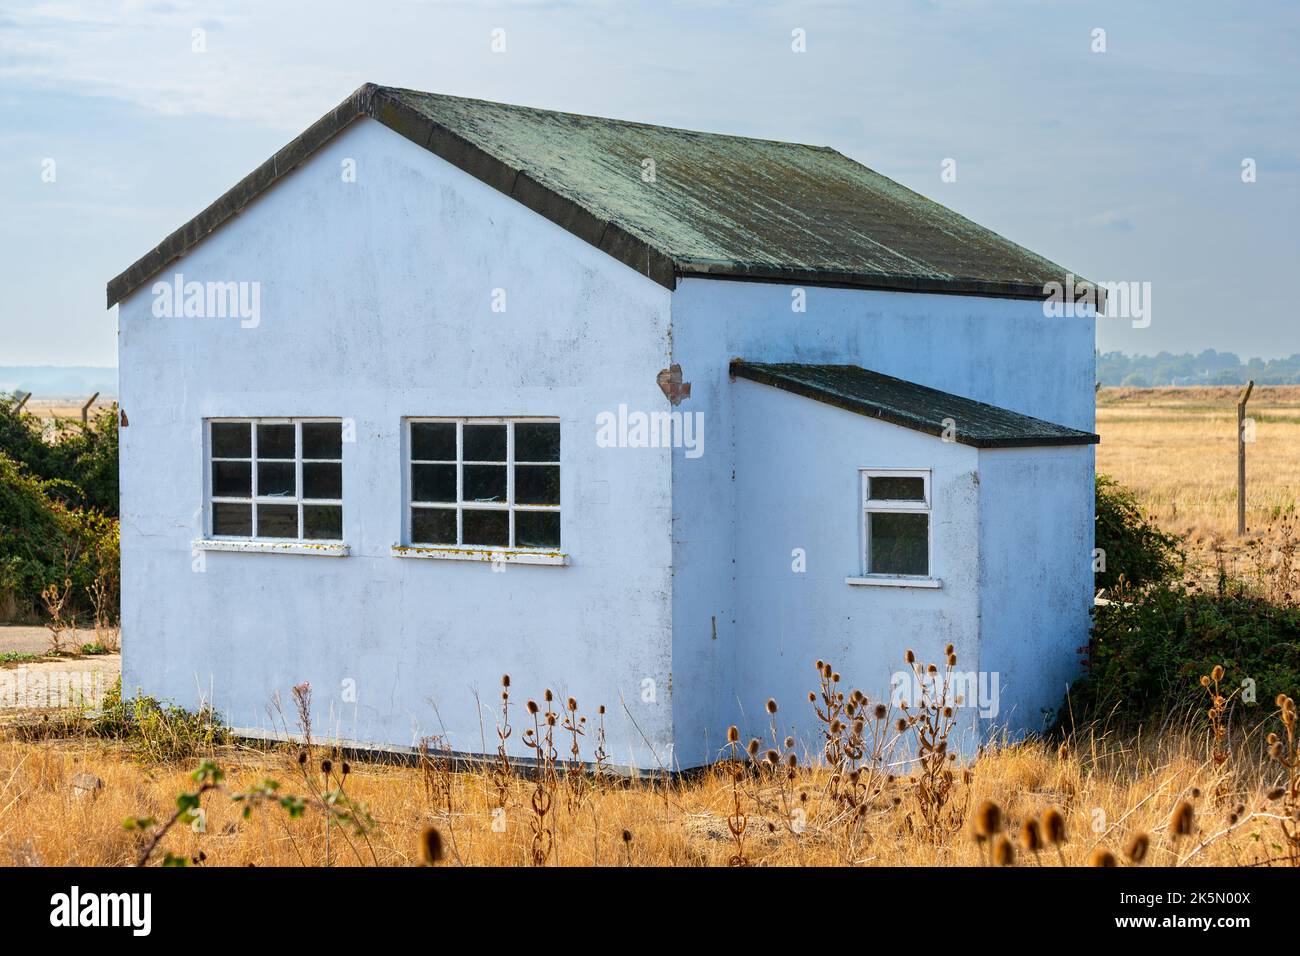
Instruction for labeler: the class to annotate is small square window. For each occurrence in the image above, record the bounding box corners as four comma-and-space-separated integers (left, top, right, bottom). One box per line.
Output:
862, 470, 930, 577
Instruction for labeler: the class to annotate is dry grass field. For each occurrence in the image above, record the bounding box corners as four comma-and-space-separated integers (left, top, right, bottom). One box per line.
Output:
0, 704, 1292, 868
20, 397, 116, 426
1097, 385, 1300, 576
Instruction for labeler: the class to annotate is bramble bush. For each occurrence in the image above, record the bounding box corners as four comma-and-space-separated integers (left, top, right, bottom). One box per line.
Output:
1072, 581, 1300, 729
0, 394, 118, 516
1094, 473, 1183, 592
0, 451, 118, 621
1071, 476, 1299, 730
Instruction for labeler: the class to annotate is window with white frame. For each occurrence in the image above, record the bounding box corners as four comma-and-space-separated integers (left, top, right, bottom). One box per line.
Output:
406, 418, 560, 550
208, 419, 343, 541
861, 469, 930, 577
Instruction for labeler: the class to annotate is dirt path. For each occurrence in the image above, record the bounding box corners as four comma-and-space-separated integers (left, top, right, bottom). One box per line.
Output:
0, 625, 103, 655
0, 626, 120, 708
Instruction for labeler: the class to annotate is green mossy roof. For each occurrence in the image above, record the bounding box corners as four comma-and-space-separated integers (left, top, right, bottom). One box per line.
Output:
109, 84, 1081, 306
731, 361, 1099, 448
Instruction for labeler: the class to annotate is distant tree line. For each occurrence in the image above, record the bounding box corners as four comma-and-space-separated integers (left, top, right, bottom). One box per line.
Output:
1098, 350, 1300, 387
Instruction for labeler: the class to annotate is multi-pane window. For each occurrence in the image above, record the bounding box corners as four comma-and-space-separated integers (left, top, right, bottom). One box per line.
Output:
407, 418, 560, 550
861, 469, 930, 577
208, 419, 343, 541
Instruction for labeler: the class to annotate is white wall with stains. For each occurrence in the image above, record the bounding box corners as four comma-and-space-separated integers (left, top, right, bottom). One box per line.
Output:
118, 117, 676, 768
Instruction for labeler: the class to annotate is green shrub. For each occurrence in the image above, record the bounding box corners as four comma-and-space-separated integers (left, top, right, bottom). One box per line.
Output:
1095, 473, 1183, 591
1070, 581, 1300, 729
90, 680, 228, 763
0, 396, 118, 516
0, 452, 118, 620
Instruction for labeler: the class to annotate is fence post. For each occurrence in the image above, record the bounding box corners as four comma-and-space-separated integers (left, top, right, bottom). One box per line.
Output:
1237, 380, 1254, 536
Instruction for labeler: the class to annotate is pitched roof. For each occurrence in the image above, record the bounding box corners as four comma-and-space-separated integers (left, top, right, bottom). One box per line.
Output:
107, 83, 1078, 307
730, 361, 1098, 448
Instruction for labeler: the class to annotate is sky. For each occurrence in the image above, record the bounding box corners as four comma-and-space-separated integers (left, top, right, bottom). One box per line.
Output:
1, 0, 1297, 367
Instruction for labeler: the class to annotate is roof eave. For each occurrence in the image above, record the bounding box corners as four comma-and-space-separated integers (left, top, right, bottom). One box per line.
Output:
729, 360, 1099, 448
676, 260, 1052, 301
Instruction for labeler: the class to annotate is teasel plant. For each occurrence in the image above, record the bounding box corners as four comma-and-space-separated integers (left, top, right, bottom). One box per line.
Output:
808, 660, 905, 830
898, 645, 970, 840
724, 724, 750, 867
522, 695, 558, 865
491, 674, 514, 811
761, 698, 801, 836
561, 696, 589, 812
1199, 664, 1239, 771
592, 704, 611, 785
1266, 693, 1300, 865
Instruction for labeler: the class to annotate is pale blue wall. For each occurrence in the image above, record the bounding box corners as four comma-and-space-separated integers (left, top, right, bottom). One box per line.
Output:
976, 444, 1095, 736
727, 380, 983, 762
118, 118, 676, 768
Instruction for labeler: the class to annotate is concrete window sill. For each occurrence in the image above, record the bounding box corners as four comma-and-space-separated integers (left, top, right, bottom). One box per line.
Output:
193, 539, 350, 557
845, 575, 942, 589
391, 545, 568, 566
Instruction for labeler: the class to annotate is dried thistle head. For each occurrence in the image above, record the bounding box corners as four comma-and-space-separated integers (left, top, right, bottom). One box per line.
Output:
905, 649, 915, 665
1171, 800, 1195, 837
874, 703, 888, 720
418, 825, 444, 866
1020, 818, 1041, 852
1211, 664, 1225, 683
727, 725, 739, 744
1088, 847, 1117, 867
974, 800, 1002, 837
567, 697, 577, 712
526, 700, 539, 715
993, 835, 1015, 866
747, 738, 760, 757
766, 698, 778, 715
501, 674, 511, 688
1124, 832, 1149, 864
1042, 807, 1067, 845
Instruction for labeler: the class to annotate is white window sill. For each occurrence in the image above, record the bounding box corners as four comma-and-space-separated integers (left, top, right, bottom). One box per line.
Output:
193, 539, 349, 557
391, 545, 568, 566
845, 575, 942, 589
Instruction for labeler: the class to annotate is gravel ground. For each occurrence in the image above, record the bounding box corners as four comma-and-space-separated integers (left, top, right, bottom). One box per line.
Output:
0, 625, 104, 655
